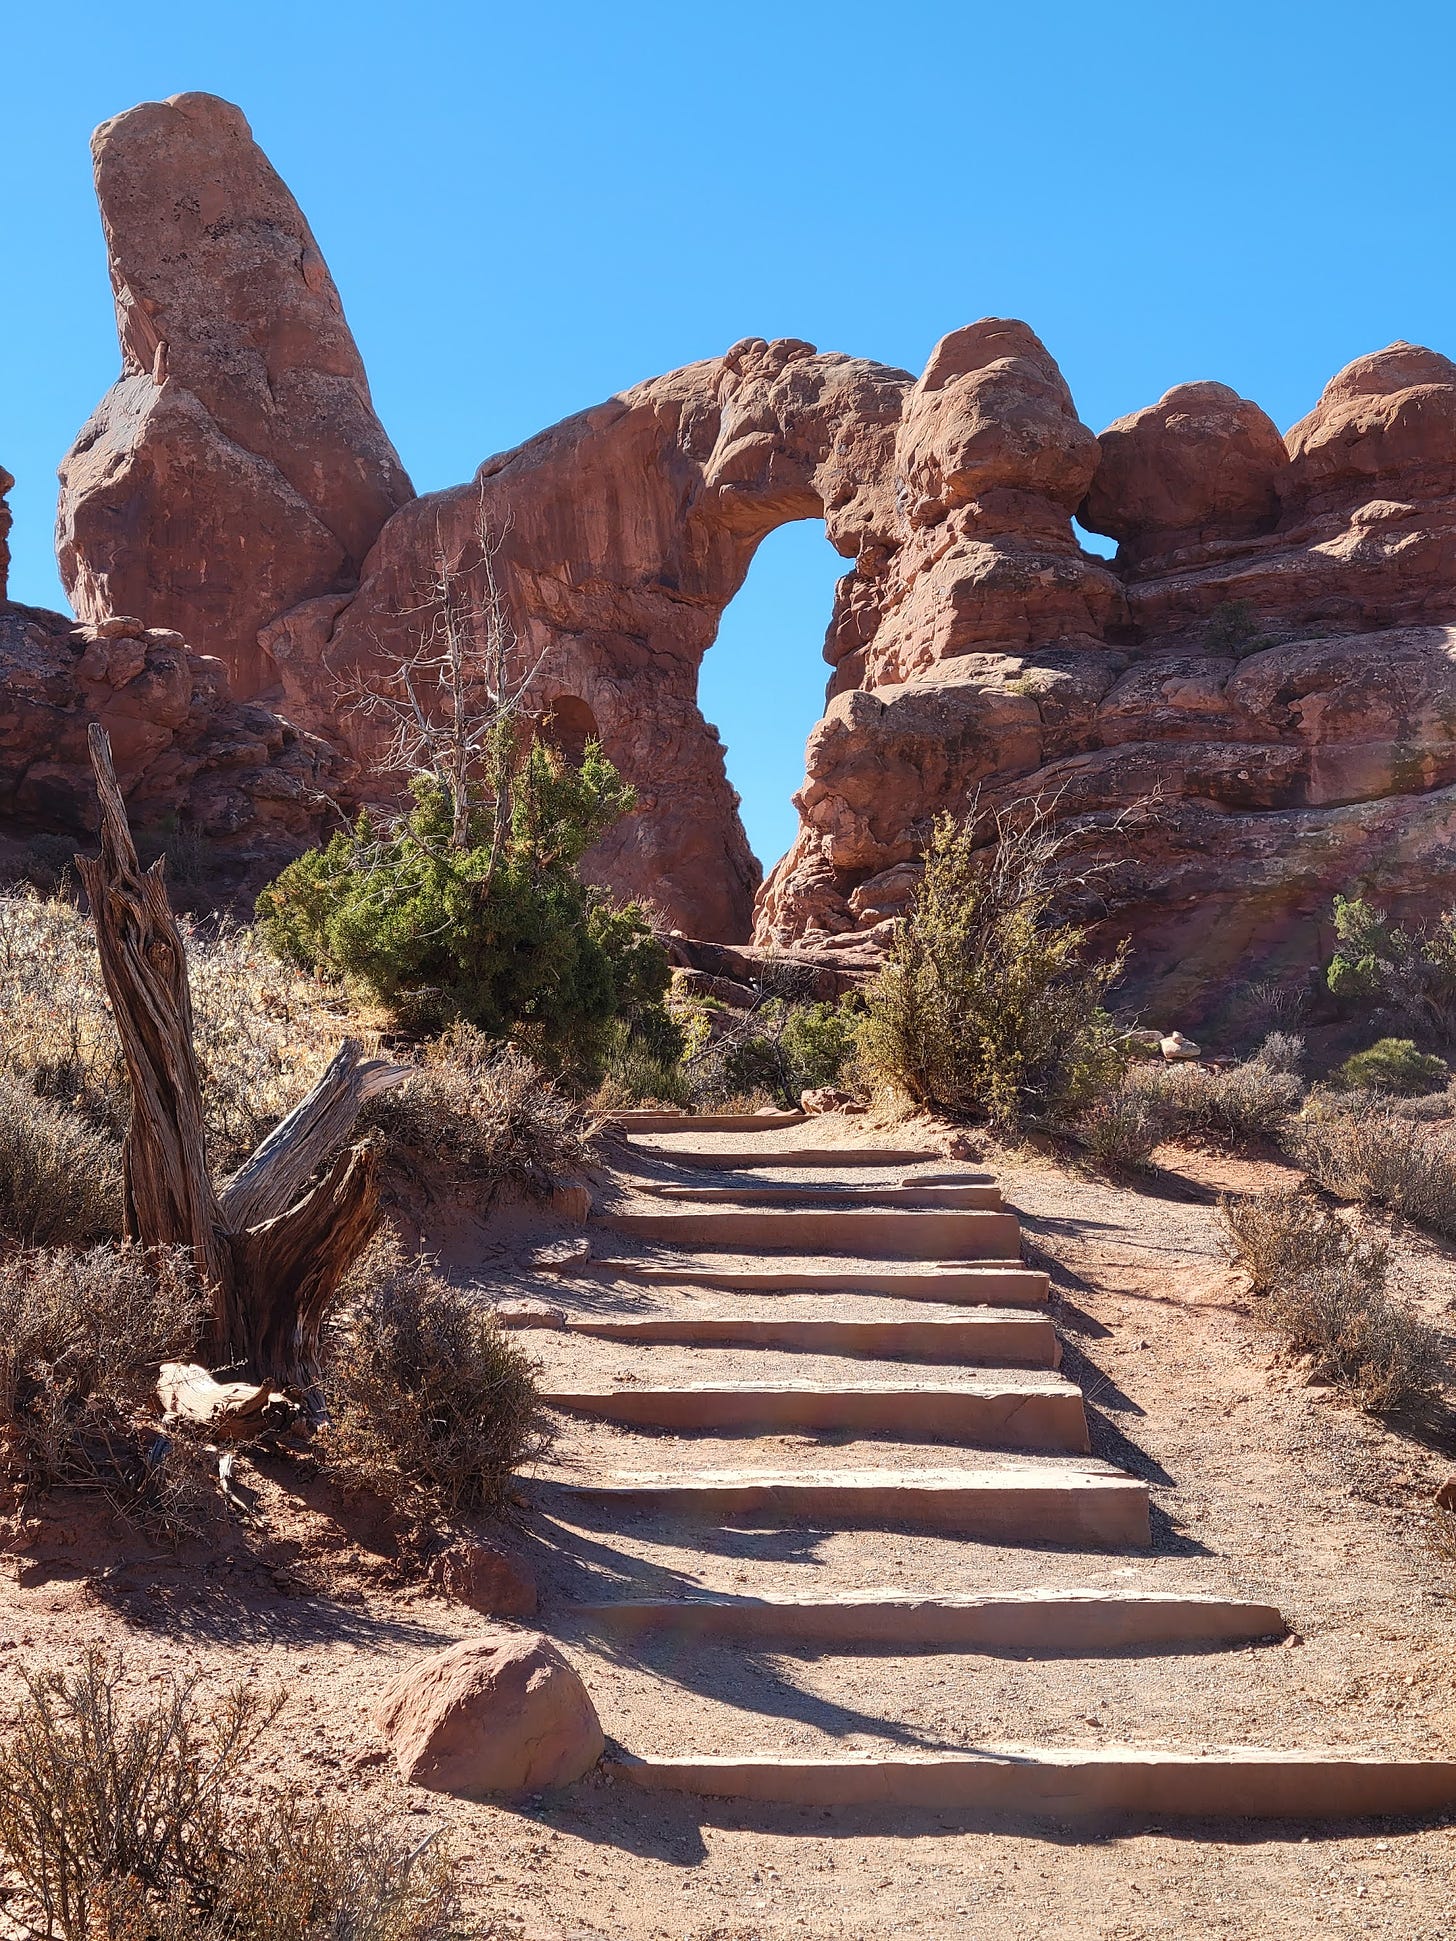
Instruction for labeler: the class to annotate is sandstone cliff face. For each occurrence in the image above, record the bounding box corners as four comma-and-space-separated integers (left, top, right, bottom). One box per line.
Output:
56, 92, 413, 699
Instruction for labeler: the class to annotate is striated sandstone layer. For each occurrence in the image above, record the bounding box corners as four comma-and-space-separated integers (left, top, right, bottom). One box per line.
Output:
56, 91, 413, 699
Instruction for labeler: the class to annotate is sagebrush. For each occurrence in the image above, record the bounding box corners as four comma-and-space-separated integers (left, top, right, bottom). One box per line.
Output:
0, 1246, 206, 1523
1220, 1188, 1440, 1411
1291, 1099, 1456, 1238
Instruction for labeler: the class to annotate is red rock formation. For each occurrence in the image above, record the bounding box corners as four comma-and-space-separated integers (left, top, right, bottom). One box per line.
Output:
758, 339, 1456, 1018
270, 337, 911, 941
56, 92, 412, 698
0, 561, 346, 889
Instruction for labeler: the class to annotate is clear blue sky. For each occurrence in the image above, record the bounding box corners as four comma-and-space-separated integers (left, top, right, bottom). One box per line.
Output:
6, 1, 1456, 870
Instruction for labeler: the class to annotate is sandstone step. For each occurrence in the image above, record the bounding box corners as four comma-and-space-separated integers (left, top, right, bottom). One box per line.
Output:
569, 1311, 1061, 1366
610, 1110, 806, 1133
543, 1466, 1150, 1545
542, 1379, 1089, 1450
567, 1588, 1286, 1651
631, 1145, 935, 1169
652, 1181, 1003, 1210
607, 1747, 1456, 1818
571, 1260, 1050, 1304
597, 1207, 1022, 1260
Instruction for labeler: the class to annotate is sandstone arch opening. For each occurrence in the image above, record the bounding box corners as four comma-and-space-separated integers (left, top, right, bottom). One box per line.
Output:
698, 519, 848, 894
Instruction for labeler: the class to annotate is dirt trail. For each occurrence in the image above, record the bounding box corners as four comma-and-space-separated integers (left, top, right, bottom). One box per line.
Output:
4, 1116, 1455, 1937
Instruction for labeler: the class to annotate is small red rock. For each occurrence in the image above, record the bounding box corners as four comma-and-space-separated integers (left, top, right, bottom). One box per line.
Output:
1435, 1476, 1456, 1514
373, 1630, 601, 1794
427, 1540, 538, 1617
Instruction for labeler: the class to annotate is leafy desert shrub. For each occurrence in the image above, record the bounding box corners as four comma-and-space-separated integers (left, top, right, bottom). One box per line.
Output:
0, 1651, 456, 1941
369, 1028, 600, 1202
1337, 1037, 1447, 1096
320, 1235, 549, 1525
858, 806, 1126, 1128
1203, 599, 1277, 658
779, 998, 863, 1092
0, 1074, 121, 1245
1221, 1190, 1439, 1410
1290, 1100, 1456, 1237
677, 993, 864, 1110
595, 1004, 691, 1107
1324, 893, 1456, 1045
0, 1245, 203, 1509
257, 746, 669, 1075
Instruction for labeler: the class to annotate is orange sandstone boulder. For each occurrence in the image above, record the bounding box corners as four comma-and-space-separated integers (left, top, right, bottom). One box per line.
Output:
373, 1632, 603, 1795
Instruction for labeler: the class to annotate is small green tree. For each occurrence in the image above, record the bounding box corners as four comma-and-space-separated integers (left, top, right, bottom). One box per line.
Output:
1325, 893, 1456, 1045
859, 804, 1127, 1128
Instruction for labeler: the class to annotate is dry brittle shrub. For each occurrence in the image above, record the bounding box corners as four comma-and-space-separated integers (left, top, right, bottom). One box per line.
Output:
0, 1245, 202, 1511
1123, 1054, 1304, 1147
319, 1232, 550, 1525
0, 1073, 121, 1245
1290, 1097, 1456, 1237
0, 1652, 456, 1941
368, 1027, 599, 1203
1220, 1189, 1441, 1411
1075, 1090, 1169, 1171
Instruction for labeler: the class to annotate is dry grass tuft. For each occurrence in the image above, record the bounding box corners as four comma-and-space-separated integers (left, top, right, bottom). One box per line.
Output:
368, 1027, 599, 1203
0, 1073, 121, 1245
319, 1232, 551, 1526
0, 1650, 457, 1941
1220, 1188, 1442, 1411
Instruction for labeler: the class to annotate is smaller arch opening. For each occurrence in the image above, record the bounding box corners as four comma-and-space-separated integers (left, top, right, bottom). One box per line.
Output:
538, 693, 600, 766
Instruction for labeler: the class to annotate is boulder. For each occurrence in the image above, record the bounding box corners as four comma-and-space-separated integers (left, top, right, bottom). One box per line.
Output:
426, 1541, 539, 1617
1160, 1032, 1202, 1061
373, 1632, 602, 1794
57, 92, 413, 697
490, 1299, 568, 1330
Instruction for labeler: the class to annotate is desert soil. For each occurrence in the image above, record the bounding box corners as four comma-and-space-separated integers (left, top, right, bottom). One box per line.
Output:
4, 1116, 1455, 1939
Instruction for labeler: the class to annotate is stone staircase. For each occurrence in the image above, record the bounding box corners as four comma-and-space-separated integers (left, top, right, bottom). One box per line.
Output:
528, 1115, 1456, 1822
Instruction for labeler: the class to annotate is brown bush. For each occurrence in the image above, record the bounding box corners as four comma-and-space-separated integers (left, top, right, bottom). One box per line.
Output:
1290, 1099, 1456, 1238
319, 1233, 551, 1526
0, 1074, 121, 1246
1220, 1186, 1359, 1296
369, 1028, 599, 1203
0, 1651, 456, 1941
1220, 1188, 1441, 1411
1075, 1090, 1168, 1170
0, 1245, 203, 1512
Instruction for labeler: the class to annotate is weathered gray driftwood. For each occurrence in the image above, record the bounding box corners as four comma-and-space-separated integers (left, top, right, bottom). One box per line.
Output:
78, 723, 410, 1385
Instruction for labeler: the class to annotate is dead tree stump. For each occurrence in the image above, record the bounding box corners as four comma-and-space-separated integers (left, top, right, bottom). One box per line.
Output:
77, 723, 409, 1387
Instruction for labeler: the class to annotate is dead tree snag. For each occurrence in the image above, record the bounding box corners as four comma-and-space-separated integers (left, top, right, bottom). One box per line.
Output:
77, 723, 410, 1386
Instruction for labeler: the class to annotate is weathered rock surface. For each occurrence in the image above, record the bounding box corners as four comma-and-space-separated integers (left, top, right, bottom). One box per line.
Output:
426, 1540, 539, 1617
44, 92, 1456, 1005
373, 1631, 603, 1794
0, 592, 345, 883
57, 92, 412, 698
